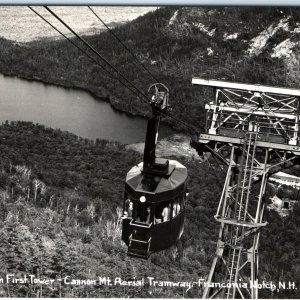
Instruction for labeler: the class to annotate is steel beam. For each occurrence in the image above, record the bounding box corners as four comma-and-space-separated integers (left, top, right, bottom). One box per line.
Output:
192, 78, 300, 97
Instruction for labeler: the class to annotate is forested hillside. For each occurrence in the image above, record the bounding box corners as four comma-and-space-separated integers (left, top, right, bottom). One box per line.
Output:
0, 7, 300, 131
0, 121, 220, 297
0, 121, 298, 298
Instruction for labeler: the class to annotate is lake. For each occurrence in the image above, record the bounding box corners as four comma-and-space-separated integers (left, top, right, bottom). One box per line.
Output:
0, 74, 174, 144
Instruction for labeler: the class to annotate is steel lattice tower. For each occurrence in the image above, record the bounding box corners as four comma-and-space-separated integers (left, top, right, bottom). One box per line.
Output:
191, 78, 300, 299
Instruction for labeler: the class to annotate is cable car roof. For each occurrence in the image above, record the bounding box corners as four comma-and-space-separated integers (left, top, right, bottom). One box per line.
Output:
125, 160, 187, 202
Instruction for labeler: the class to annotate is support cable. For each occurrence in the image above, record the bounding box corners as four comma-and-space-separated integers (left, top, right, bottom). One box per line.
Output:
44, 6, 151, 105
28, 6, 138, 97
32, 6, 199, 134
88, 6, 160, 83
44, 6, 198, 133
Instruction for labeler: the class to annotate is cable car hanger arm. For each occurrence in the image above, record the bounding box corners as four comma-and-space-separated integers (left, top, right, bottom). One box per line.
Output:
143, 83, 172, 175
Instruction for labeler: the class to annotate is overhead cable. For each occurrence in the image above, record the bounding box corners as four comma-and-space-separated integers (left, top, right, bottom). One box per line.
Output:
88, 5, 160, 83
44, 5, 151, 105
45, 6, 199, 133
28, 6, 138, 97
87, 6, 196, 130
31, 6, 199, 134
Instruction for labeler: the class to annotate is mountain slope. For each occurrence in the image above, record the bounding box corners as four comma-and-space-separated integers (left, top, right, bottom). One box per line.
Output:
0, 121, 221, 297
0, 121, 299, 298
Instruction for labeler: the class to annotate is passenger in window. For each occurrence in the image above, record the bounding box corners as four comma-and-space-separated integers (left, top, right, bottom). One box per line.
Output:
146, 206, 151, 224
162, 203, 171, 222
155, 217, 162, 224
155, 204, 163, 224
128, 201, 133, 217
136, 203, 150, 223
123, 198, 133, 218
172, 199, 181, 218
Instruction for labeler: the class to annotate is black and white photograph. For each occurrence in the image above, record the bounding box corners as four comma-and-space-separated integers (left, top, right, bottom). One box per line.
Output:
0, 4, 299, 299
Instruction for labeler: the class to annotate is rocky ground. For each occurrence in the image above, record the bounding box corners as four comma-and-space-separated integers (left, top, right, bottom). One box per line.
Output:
126, 133, 201, 161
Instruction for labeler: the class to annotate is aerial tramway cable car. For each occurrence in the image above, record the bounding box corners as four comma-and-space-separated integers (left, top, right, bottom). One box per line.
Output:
29, 5, 188, 260
122, 83, 188, 259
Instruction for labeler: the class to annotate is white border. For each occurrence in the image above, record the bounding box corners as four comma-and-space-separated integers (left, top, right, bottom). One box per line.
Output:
2, 0, 300, 6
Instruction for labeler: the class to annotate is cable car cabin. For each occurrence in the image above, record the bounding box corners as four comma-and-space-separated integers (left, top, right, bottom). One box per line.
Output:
121, 83, 188, 259
122, 160, 187, 259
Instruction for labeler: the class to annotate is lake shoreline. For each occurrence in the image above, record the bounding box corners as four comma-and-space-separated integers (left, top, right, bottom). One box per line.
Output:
0, 72, 176, 144
0, 71, 143, 117
0, 70, 176, 132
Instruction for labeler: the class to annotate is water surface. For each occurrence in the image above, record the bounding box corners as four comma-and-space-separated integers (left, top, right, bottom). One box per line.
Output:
0, 74, 174, 144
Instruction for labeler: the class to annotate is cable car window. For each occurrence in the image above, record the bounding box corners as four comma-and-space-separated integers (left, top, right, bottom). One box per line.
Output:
146, 205, 152, 224
132, 200, 138, 219
172, 197, 181, 218
161, 201, 172, 222
123, 195, 133, 218
136, 202, 152, 224
154, 202, 163, 224
154, 202, 171, 223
